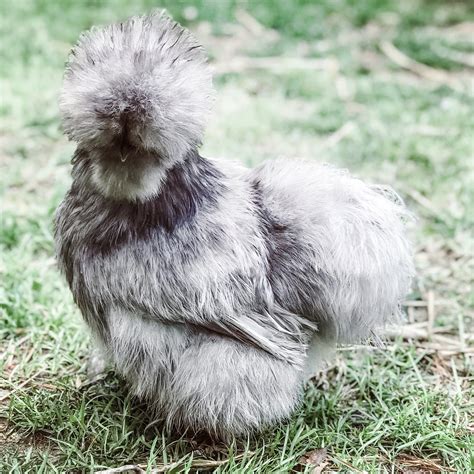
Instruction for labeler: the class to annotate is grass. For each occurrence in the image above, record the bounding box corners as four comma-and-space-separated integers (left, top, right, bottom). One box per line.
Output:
1, 0, 473, 472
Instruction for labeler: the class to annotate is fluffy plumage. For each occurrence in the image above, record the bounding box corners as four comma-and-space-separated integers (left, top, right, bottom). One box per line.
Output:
55, 12, 414, 439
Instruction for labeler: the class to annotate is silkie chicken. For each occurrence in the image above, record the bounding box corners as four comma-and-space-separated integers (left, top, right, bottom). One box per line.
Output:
55, 11, 414, 439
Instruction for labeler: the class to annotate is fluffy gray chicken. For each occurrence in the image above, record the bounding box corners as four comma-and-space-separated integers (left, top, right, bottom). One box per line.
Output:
55, 12, 414, 439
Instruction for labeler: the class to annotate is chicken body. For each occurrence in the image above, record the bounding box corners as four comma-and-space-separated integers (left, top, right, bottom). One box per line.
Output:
55, 12, 414, 438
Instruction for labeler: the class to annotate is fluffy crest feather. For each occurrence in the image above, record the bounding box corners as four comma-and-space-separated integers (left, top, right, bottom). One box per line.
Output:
59, 11, 214, 160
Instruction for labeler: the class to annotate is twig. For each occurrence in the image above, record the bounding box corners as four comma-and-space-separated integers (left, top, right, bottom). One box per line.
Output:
235, 8, 267, 36
8, 345, 36, 382
380, 40, 457, 85
412, 125, 454, 137
395, 454, 456, 472
1, 335, 32, 378
318, 122, 356, 150
96, 466, 145, 474
402, 187, 448, 222
431, 334, 465, 347
95, 466, 145, 474
0, 370, 44, 402
457, 311, 466, 350
384, 323, 437, 340
313, 462, 329, 473
150, 453, 252, 472
432, 44, 474, 68
335, 75, 353, 101
425, 346, 474, 356
406, 189, 439, 215
337, 344, 473, 355
95, 453, 252, 474
0, 334, 30, 361
214, 56, 339, 74
450, 357, 462, 395
403, 299, 450, 308
425, 21, 474, 39
426, 291, 435, 338
330, 455, 366, 473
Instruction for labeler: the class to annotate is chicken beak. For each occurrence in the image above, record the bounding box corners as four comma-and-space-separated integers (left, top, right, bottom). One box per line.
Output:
120, 134, 128, 162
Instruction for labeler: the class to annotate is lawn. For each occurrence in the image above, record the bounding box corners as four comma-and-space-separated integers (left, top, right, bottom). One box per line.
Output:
1, 0, 473, 472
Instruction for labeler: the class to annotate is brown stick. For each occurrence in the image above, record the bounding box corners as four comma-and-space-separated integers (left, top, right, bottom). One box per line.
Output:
0, 369, 45, 402
95, 466, 145, 474
426, 291, 436, 338
319, 122, 356, 150
214, 56, 339, 74
95, 453, 252, 474
380, 41, 454, 83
